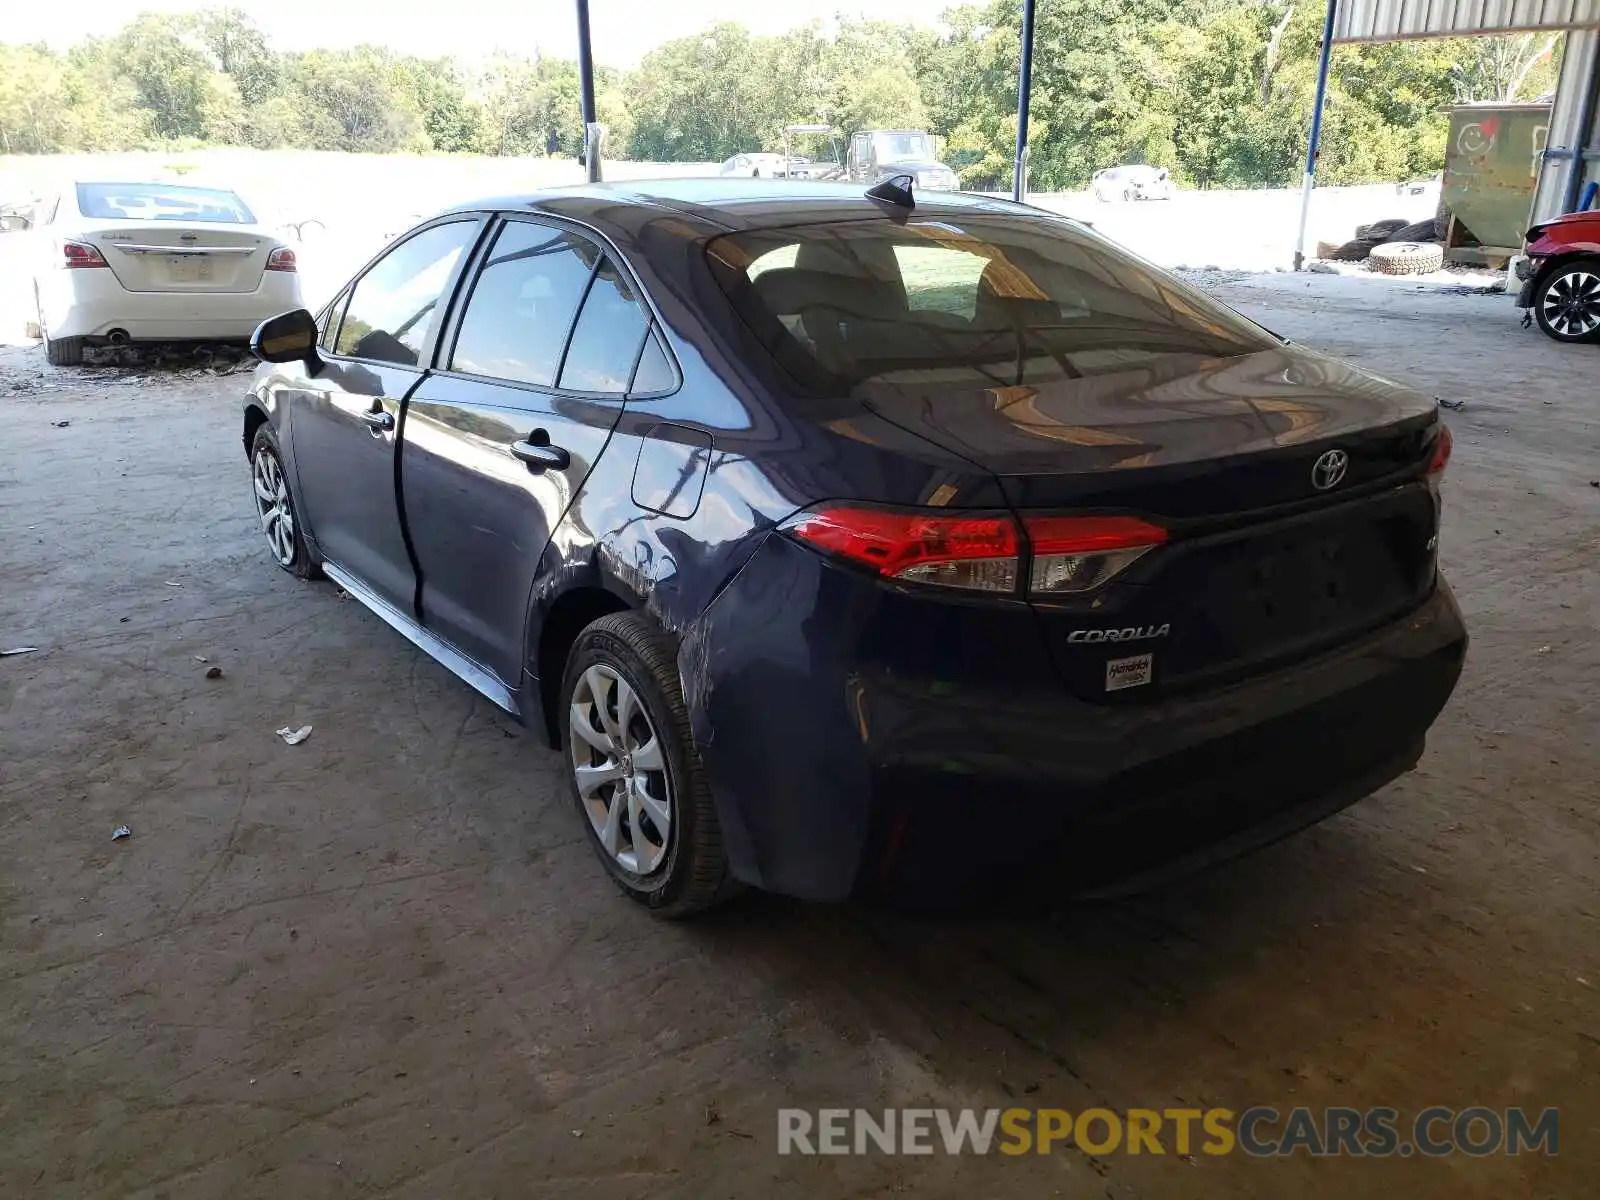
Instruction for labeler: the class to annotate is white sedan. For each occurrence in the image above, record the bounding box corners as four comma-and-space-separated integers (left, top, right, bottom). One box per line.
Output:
718, 153, 804, 179
28, 181, 302, 365
1091, 165, 1175, 202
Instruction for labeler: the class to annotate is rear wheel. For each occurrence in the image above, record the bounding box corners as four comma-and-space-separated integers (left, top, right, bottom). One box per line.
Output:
37, 289, 84, 365
44, 336, 84, 366
561, 612, 734, 917
1533, 258, 1600, 343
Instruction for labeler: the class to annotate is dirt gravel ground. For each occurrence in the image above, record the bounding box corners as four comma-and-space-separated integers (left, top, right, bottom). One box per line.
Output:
1, 274, 1597, 1199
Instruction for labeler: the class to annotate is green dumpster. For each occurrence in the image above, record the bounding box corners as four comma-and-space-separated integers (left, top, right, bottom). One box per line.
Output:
1443, 102, 1552, 264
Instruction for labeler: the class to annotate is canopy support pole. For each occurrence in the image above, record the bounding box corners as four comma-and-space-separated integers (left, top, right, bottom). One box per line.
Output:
1012, 0, 1037, 203
1294, 0, 1338, 270
576, 0, 602, 183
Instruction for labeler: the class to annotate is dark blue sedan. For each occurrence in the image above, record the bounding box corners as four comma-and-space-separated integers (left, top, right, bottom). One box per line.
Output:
243, 179, 1465, 916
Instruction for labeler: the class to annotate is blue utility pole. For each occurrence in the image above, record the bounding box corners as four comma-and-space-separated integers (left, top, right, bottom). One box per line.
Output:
1294, 0, 1339, 270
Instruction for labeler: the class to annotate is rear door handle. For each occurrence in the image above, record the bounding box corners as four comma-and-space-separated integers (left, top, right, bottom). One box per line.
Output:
359, 407, 395, 432
510, 438, 570, 471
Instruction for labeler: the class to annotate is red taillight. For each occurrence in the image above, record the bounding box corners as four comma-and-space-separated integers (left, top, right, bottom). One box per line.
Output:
781, 506, 1019, 592
60, 240, 108, 269
1023, 515, 1169, 554
1024, 514, 1167, 594
265, 247, 297, 272
1426, 423, 1452, 476
780, 506, 1168, 595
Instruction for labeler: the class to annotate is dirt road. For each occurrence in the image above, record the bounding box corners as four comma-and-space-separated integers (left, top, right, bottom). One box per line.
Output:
1, 274, 1596, 1198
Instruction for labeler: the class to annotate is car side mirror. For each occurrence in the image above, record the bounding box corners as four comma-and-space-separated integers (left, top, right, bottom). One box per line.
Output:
251, 309, 321, 371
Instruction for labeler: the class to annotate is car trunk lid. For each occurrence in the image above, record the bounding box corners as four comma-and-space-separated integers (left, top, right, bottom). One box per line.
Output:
83, 222, 272, 294
856, 346, 1444, 700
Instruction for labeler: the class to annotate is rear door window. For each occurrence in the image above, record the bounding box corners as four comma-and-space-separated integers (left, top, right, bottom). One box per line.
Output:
335, 221, 477, 366
448, 221, 597, 387
558, 256, 650, 393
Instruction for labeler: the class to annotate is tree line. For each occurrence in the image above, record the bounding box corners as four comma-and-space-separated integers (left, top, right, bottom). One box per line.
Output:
0, 5, 1561, 191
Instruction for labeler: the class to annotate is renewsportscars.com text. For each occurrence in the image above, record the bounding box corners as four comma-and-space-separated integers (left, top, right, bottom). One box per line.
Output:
777, 1106, 1558, 1157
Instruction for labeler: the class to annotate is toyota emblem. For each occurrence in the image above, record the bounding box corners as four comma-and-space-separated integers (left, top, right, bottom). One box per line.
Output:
1311, 449, 1349, 491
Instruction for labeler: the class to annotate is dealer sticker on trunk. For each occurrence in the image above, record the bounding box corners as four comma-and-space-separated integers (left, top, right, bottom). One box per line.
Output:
1105, 653, 1153, 692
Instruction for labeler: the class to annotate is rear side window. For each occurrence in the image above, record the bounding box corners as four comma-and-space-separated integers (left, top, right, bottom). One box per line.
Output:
707, 216, 1274, 395
559, 256, 649, 393
630, 329, 675, 394
75, 182, 255, 223
449, 221, 597, 386
335, 221, 476, 366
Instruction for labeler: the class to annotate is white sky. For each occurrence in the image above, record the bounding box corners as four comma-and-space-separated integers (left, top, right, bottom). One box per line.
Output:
6, 0, 949, 67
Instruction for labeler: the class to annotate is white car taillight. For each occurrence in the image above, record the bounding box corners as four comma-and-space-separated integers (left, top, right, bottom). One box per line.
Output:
60, 240, 108, 269
265, 247, 297, 272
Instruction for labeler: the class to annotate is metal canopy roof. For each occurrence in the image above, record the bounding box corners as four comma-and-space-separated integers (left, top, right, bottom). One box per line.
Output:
1334, 0, 1600, 43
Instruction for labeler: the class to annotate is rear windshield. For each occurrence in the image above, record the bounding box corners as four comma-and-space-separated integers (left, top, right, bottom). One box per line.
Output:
75, 183, 255, 224
705, 214, 1275, 396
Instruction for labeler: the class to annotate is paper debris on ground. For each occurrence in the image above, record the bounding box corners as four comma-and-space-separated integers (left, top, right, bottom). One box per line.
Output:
111, 826, 131, 841
1, 647, 41, 657
276, 725, 313, 745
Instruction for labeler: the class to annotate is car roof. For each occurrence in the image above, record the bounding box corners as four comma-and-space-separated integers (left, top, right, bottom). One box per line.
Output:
441, 179, 1026, 234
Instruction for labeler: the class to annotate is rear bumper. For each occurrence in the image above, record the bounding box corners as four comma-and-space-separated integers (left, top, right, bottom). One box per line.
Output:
683, 534, 1467, 902
37, 269, 302, 341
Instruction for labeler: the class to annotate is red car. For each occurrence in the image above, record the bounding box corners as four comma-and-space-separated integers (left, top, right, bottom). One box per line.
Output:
1518, 210, 1600, 342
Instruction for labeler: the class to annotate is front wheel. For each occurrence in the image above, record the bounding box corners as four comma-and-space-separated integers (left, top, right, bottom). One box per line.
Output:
250, 425, 320, 579
1534, 258, 1600, 343
561, 612, 734, 917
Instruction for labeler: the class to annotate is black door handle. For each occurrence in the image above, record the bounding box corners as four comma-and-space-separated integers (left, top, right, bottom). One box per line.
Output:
510, 437, 570, 471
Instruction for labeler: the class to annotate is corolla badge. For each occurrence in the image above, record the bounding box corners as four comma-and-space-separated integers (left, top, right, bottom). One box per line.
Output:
1067, 624, 1170, 644
1311, 448, 1349, 491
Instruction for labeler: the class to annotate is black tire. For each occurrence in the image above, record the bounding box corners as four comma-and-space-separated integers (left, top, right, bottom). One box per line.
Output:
37, 289, 84, 365
1331, 238, 1379, 262
45, 336, 84, 366
561, 612, 735, 917
1354, 218, 1407, 242
249, 424, 321, 579
1532, 256, 1600, 344
1389, 219, 1438, 243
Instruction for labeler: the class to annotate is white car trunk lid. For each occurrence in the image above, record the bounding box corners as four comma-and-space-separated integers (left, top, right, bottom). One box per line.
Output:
84, 222, 271, 294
